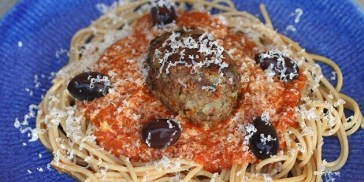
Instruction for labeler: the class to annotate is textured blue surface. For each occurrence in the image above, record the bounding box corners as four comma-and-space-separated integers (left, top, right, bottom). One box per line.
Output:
0, 0, 363, 181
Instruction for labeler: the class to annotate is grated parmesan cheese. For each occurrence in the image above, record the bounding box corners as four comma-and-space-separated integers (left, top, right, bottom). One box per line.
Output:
330, 71, 336, 81
14, 104, 39, 142
24, 88, 33, 96
151, 0, 174, 8
55, 48, 68, 58
152, 156, 181, 171
261, 111, 270, 125
242, 123, 257, 149
46, 163, 52, 171
285, 25, 297, 33
259, 133, 276, 146
292, 8, 303, 24
18, 41, 23, 48
201, 85, 217, 92
323, 171, 341, 182
333, 99, 345, 107
155, 31, 229, 77
263, 173, 273, 182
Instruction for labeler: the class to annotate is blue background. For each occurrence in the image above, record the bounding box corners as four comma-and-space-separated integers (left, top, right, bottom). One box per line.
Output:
0, 0, 363, 181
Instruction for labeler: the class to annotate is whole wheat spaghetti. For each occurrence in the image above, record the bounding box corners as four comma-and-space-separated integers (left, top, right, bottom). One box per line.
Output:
36, 0, 364, 181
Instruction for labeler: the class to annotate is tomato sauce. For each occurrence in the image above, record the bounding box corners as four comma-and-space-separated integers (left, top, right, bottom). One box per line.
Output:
80, 11, 306, 172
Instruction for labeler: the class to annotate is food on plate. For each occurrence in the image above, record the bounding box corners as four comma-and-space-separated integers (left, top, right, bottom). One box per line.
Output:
36, 0, 364, 181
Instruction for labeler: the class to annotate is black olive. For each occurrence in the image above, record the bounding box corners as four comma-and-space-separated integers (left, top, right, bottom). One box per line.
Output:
142, 119, 181, 149
151, 2, 176, 26
67, 72, 112, 101
249, 117, 279, 160
255, 51, 299, 82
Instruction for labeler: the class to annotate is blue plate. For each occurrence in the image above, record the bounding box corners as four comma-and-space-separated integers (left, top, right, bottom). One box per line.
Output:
0, 0, 363, 181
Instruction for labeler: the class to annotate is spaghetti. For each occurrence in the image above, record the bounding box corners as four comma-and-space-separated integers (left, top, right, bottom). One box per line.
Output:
36, 0, 364, 181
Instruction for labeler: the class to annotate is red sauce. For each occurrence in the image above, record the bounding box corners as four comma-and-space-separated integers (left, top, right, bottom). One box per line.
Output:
80, 11, 306, 172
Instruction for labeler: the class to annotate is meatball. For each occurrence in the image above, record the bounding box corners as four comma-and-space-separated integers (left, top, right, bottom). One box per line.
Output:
146, 29, 241, 124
